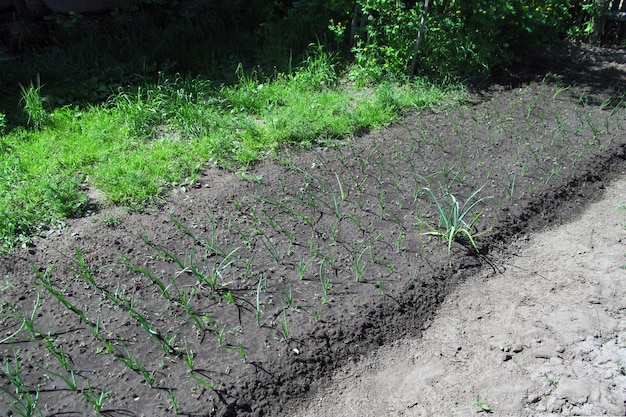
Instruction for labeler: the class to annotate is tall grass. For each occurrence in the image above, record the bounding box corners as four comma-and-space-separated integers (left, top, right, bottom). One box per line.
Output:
0, 43, 456, 251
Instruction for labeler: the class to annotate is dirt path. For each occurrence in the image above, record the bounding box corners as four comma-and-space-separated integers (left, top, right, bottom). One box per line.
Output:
292, 174, 626, 416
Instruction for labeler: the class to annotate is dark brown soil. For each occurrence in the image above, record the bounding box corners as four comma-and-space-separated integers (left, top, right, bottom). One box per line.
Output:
293, 172, 626, 417
1, 42, 625, 417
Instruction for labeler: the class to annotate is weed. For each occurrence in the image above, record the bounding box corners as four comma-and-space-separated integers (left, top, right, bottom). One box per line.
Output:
19, 75, 49, 129
545, 372, 559, 386
471, 395, 492, 413
101, 212, 122, 227
0, 44, 456, 251
422, 184, 491, 261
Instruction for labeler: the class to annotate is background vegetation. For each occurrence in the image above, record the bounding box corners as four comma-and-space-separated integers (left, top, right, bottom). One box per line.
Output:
1, 2, 625, 415
0, 0, 617, 250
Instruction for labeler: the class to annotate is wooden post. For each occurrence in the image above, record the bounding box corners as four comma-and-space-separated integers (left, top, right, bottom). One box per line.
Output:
409, 0, 430, 77
350, 3, 361, 49
591, 0, 612, 42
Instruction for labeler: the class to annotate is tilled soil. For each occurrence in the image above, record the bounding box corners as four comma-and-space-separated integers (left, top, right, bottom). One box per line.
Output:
291, 170, 626, 417
0, 42, 625, 417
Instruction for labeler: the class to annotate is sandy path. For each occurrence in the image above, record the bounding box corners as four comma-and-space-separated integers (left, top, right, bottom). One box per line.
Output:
292, 174, 626, 417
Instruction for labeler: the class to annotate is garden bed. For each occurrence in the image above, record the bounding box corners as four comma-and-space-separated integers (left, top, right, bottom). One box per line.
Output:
0, 41, 625, 416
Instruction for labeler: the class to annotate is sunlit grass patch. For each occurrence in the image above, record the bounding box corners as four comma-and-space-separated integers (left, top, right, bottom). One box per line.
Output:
0, 50, 456, 250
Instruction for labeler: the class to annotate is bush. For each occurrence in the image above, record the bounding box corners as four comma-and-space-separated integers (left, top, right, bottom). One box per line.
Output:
450, 0, 572, 73
331, 0, 573, 82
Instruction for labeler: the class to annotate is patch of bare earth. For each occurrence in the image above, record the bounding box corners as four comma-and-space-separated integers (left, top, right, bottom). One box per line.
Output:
291, 173, 626, 417
0, 42, 625, 417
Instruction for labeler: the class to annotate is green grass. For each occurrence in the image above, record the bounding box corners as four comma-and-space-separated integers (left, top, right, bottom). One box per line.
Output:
0, 50, 458, 251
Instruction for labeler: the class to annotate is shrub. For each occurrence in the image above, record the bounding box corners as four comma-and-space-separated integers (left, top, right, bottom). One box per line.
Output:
332, 0, 573, 82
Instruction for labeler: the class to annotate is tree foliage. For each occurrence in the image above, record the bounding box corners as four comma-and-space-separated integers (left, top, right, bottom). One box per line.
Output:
319, 0, 575, 82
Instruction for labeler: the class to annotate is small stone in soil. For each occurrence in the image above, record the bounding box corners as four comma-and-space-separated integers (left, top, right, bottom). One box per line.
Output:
534, 349, 553, 359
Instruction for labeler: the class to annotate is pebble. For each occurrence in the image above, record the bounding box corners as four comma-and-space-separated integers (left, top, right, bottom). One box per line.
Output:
534, 349, 553, 359
571, 404, 595, 415
546, 396, 564, 413
553, 378, 591, 405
